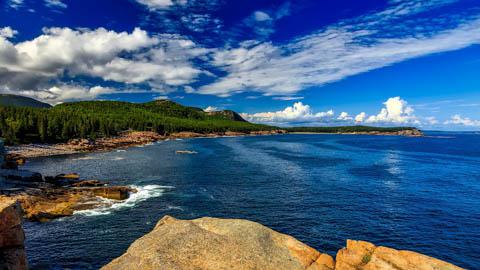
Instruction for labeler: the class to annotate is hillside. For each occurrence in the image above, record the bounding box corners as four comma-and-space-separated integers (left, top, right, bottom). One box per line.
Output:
0, 98, 275, 144
0, 94, 51, 108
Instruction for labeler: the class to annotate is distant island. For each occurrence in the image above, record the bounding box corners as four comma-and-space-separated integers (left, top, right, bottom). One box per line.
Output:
0, 95, 422, 147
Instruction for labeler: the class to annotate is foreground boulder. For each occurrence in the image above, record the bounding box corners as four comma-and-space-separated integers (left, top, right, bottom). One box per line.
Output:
0, 198, 28, 270
102, 215, 335, 270
103, 216, 464, 270
335, 240, 462, 270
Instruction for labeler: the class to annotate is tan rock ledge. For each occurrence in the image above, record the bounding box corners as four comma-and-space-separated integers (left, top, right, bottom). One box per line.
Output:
102, 216, 464, 270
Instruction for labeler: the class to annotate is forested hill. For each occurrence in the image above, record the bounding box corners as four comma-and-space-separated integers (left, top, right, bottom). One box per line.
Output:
0, 98, 274, 144
0, 94, 52, 108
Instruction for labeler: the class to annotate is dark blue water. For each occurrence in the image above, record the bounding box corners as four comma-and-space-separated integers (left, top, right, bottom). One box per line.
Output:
22, 132, 480, 269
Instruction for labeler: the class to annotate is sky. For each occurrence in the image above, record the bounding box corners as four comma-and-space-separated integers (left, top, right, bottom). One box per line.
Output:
0, 0, 480, 130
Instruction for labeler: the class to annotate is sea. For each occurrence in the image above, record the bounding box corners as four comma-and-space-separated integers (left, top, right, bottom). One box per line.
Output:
21, 132, 480, 269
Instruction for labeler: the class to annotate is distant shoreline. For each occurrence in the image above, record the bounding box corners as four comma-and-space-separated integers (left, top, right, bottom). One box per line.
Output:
5, 129, 423, 162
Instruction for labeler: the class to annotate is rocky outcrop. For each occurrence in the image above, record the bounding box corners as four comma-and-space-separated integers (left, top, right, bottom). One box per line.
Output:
335, 240, 462, 270
0, 198, 28, 270
102, 216, 335, 270
103, 216, 464, 270
3, 185, 137, 222
1, 169, 136, 221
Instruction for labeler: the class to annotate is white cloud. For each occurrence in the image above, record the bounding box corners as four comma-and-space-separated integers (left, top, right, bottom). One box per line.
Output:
0, 27, 18, 39
199, 3, 480, 97
355, 112, 367, 123
44, 0, 67, 8
253, 11, 272, 22
444, 115, 480, 126
154, 95, 169, 100
7, 0, 23, 9
14, 85, 117, 105
241, 97, 424, 126
135, 0, 190, 10
241, 102, 335, 124
338, 112, 353, 121
204, 106, 218, 112
0, 27, 208, 102
365, 97, 418, 124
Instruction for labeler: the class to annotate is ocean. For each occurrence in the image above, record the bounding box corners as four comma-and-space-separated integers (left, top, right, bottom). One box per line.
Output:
22, 132, 480, 269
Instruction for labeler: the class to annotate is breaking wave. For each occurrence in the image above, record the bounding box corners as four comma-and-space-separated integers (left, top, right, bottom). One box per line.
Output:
74, 185, 174, 217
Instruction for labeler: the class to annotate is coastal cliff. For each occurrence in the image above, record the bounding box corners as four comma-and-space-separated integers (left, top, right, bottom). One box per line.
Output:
0, 198, 28, 270
102, 216, 463, 270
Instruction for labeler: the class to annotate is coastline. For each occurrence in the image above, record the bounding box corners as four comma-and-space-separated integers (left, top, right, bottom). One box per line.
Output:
5, 130, 287, 161
5, 129, 423, 161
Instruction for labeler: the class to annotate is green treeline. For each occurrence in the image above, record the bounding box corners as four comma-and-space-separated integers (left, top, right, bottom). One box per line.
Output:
0, 100, 274, 144
286, 126, 417, 133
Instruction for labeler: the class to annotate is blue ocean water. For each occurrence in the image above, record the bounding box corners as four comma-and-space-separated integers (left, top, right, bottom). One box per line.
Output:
22, 132, 480, 269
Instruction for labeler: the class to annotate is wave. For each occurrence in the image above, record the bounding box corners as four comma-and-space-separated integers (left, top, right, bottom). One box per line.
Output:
116, 149, 127, 152
74, 185, 174, 217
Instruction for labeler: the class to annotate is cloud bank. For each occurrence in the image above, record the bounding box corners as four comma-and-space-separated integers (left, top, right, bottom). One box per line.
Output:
242, 97, 422, 126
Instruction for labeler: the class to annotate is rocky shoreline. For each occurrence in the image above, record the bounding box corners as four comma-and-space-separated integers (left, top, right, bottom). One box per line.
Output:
0, 169, 137, 222
5, 129, 422, 162
5, 130, 287, 161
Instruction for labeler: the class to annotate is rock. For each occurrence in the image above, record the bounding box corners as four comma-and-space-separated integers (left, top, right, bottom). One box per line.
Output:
1, 160, 18, 170
6, 185, 136, 222
335, 240, 463, 270
175, 150, 198, 155
102, 215, 335, 270
0, 197, 28, 270
103, 217, 464, 270
0, 169, 43, 183
91, 186, 136, 200
170, 132, 204, 138
55, 173, 80, 180
224, 131, 247, 136
71, 180, 105, 187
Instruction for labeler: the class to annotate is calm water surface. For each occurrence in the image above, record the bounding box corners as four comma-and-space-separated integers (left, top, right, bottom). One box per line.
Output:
22, 132, 480, 269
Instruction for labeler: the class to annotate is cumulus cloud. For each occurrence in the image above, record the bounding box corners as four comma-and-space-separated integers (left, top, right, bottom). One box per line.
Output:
198, 2, 480, 96
242, 97, 424, 126
0, 27, 18, 39
355, 112, 367, 123
338, 112, 353, 121
0, 27, 208, 102
365, 97, 418, 124
204, 106, 218, 112
444, 115, 480, 126
241, 102, 335, 124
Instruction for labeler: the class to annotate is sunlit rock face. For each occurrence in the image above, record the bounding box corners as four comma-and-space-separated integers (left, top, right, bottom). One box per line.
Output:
103, 216, 464, 270
102, 215, 335, 270
0, 198, 28, 270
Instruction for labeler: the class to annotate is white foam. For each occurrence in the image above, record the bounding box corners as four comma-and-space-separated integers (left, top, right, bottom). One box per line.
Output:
116, 149, 127, 152
74, 185, 174, 217
111, 157, 125, 161
72, 156, 97, 161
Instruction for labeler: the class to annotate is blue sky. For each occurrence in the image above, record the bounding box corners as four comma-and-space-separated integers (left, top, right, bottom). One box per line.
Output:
1, 0, 480, 130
